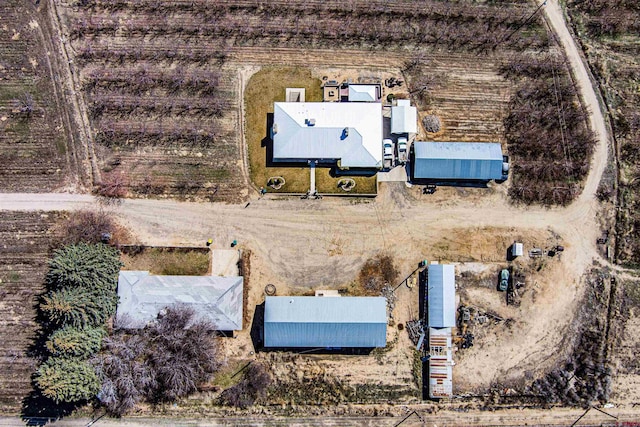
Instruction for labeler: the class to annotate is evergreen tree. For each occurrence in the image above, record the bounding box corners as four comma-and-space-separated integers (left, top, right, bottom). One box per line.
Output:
46, 326, 105, 359
41, 287, 116, 328
46, 243, 122, 295
36, 358, 101, 403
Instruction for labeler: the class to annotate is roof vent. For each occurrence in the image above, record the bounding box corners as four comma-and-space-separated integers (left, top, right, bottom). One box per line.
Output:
306, 118, 316, 126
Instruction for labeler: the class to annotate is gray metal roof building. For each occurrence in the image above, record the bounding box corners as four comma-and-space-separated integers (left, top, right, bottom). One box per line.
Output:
428, 264, 456, 328
413, 141, 505, 180
264, 296, 387, 348
347, 84, 380, 102
391, 99, 417, 134
117, 271, 243, 330
272, 102, 383, 168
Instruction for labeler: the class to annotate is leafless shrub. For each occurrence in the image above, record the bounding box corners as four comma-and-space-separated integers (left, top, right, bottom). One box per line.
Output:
219, 362, 271, 408
94, 334, 155, 416
12, 92, 36, 118
52, 210, 131, 247
357, 254, 399, 296
422, 115, 441, 133
96, 173, 127, 201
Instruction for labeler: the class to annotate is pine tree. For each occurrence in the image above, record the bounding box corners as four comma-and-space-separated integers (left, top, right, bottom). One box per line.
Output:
41, 287, 116, 328
46, 243, 122, 296
46, 326, 105, 359
36, 357, 101, 403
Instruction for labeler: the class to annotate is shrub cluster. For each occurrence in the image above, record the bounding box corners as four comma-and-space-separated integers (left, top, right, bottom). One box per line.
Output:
34, 243, 122, 404
94, 306, 223, 416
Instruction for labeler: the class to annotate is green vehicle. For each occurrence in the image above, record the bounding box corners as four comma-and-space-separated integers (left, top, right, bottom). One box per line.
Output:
499, 269, 509, 292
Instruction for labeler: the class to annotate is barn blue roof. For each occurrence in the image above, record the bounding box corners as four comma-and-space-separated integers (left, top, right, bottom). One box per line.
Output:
428, 264, 456, 328
413, 141, 504, 180
264, 296, 387, 348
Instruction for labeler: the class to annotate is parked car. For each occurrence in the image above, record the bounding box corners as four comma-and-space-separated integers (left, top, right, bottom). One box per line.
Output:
397, 137, 408, 164
383, 139, 394, 168
499, 269, 510, 292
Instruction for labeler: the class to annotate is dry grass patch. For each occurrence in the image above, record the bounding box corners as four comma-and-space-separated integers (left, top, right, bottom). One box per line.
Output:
245, 67, 322, 193
120, 246, 210, 276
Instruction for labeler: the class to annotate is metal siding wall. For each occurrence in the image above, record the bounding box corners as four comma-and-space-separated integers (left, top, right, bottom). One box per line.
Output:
414, 159, 503, 180
264, 322, 386, 348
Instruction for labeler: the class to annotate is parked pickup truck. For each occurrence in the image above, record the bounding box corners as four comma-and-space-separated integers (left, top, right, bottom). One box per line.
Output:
397, 137, 408, 164
383, 139, 395, 169
499, 269, 510, 292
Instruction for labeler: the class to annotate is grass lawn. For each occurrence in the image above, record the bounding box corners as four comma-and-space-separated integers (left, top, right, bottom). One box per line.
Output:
244, 67, 377, 195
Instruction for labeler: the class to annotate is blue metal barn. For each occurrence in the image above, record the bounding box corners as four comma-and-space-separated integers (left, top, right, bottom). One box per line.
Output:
264, 296, 387, 348
413, 141, 505, 180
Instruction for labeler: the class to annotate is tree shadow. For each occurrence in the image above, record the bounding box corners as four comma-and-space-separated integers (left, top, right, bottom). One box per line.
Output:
21, 383, 81, 426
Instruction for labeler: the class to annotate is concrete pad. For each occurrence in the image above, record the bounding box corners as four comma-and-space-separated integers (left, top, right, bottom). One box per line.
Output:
211, 249, 240, 276
377, 164, 408, 182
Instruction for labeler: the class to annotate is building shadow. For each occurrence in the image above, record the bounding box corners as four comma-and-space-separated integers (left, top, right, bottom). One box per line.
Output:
249, 302, 265, 352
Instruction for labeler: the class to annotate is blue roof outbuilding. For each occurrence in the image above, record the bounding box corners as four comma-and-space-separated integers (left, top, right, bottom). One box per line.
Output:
264, 296, 387, 348
413, 141, 504, 180
428, 264, 456, 328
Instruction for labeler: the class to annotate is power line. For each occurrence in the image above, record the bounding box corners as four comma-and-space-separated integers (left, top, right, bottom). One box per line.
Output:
500, 0, 548, 45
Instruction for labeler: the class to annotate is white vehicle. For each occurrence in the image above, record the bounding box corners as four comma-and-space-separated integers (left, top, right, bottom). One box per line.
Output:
383, 139, 395, 168
397, 137, 408, 164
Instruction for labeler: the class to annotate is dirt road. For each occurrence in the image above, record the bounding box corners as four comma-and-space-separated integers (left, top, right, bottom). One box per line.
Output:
3, 405, 634, 427
540, 0, 610, 204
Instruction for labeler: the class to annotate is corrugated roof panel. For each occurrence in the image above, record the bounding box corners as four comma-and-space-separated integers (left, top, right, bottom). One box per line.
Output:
428, 327, 454, 398
428, 265, 456, 328
413, 141, 504, 180
264, 296, 387, 348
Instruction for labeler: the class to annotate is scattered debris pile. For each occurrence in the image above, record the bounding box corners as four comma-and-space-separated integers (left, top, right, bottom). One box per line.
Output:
357, 254, 399, 296
406, 319, 424, 348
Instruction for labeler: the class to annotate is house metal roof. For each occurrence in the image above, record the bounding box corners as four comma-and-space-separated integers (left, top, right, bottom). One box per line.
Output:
264, 296, 387, 348
391, 102, 417, 134
428, 264, 456, 328
117, 271, 243, 330
348, 84, 379, 102
272, 102, 383, 168
413, 141, 504, 180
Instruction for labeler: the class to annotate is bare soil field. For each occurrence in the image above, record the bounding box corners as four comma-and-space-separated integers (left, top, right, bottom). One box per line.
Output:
0, 211, 63, 412
0, 1, 77, 192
